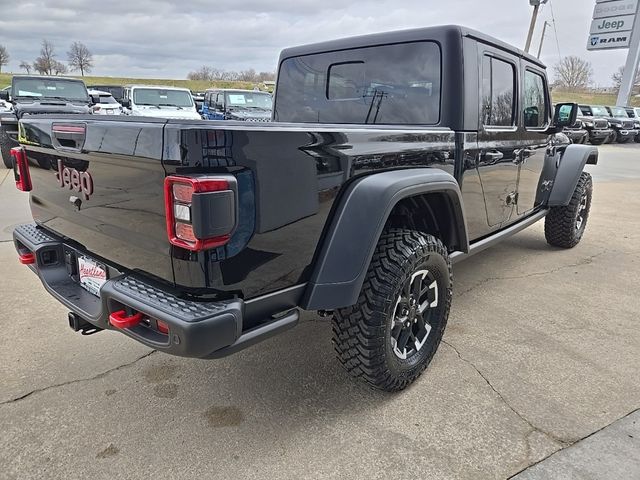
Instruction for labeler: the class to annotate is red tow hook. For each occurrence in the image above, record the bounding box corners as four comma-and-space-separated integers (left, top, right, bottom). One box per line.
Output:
18, 252, 36, 265
109, 310, 143, 329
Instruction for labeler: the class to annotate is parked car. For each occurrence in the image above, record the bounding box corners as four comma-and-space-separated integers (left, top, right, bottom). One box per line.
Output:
580, 104, 637, 143
121, 85, 201, 120
90, 85, 125, 104
12, 25, 596, 392
191, 91, 205, 113
623, 106, 640, 142
603, 105, 639, 142
575, 105, 612, 145
201, 89, 272, 121
88, 89, 122, 115
0, 75, 91, 168
563, 119, 589, 144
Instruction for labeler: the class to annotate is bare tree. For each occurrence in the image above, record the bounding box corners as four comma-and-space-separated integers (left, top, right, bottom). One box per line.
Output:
67, 41, 93, 76
33, 40, 57, 75
53, 61, 68, 75
187, 65, 215, 81
612, 65, 640, 94
0, 45, 9, 73
19, 61, 32, 74
187, 65, 274, 83
238, 68, 257, 82
553, 56, 593, 90
257, 71, 275, 82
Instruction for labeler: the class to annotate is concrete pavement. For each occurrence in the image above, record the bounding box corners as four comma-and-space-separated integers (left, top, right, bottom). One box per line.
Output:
0, 145, 639, 479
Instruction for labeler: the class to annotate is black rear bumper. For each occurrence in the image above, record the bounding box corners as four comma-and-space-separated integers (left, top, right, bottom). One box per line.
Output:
13, 223, 299, 358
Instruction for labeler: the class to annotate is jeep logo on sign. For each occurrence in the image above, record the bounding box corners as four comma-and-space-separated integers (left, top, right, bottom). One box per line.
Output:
597, 18, 626, 30
55, 159, 93, 200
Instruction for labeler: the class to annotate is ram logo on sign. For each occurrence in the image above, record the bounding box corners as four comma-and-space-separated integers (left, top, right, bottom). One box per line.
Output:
587, 32, 631, 50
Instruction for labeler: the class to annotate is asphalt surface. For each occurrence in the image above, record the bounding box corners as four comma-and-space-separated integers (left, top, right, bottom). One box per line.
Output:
1, 143, 639, 479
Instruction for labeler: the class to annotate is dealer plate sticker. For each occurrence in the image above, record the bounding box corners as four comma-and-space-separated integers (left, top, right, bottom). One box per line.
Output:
78, 256, 107, 296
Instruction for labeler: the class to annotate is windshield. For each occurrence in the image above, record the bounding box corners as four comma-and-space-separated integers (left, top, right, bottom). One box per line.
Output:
591, 106, 609, 116
97, 95, 118, 104
11, 78, 89, 101
609, 106, 627, 117
225, 91, 272, 109
133, 88, 194, 108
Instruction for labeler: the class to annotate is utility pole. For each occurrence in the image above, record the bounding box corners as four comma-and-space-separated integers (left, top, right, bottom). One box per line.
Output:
525, 0, 549, 53
616, 2, 640, 106
537, 21, 550, 58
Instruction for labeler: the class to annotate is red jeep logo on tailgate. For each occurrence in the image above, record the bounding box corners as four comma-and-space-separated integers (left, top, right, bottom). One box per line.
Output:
55, 159, 94, 200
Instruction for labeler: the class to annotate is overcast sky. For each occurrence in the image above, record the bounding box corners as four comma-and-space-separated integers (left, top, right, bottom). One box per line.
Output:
0, 0, 629, 86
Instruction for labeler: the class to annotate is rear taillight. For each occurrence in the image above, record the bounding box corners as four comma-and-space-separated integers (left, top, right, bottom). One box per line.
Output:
164, 175, 236, 251
11, 147, 32, 192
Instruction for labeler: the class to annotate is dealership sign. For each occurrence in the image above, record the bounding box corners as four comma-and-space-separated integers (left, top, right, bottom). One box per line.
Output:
590, 14, 635, 34
587, 31, 632, 49
588, 0, 639, 50
593, 0, 638, 19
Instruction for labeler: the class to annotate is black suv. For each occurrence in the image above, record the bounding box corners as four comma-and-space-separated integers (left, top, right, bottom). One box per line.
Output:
0, 76, 91, 168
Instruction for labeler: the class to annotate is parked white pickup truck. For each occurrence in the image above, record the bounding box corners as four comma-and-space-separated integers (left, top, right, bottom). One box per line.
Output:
121, 85, 201, 120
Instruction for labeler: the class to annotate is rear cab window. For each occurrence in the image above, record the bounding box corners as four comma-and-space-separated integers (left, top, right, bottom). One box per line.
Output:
274, 41, 441, 124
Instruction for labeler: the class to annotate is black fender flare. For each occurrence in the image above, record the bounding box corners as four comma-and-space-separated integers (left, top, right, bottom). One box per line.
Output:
302, 169, 468, 310
547, 144, 598, 207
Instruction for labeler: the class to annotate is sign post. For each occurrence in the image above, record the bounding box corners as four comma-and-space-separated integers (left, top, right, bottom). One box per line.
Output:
587, 0, 640, 105
616, 6, 640, 104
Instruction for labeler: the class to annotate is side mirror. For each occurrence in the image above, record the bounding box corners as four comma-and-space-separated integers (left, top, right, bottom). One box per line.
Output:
120, 99, 130, 108
553, 102, 578, 129
215, 102, 224, 111
89, 94, 99, 105
0, 90, 9, 101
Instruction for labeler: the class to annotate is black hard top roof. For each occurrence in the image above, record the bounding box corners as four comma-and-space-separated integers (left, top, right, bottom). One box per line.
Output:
279, 24, 546, 69
12, 75, 86, 82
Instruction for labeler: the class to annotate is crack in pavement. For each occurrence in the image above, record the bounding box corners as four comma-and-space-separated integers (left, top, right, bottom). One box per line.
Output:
508, 406, 640, 479
0, 350, 156, 406
441, 339, 570, 453
456, 250, 607, 298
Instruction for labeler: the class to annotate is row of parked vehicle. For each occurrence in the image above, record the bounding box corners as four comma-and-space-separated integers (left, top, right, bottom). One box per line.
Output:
0, 75, 274, 167
0, 76, 274, 121
564, 104, 640, 145
83, 84, 273, 122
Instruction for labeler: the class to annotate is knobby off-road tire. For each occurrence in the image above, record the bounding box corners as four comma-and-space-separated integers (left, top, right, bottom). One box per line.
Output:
545, 172, 593, 248
332, 229, 453, 392
0, 129, 13, 169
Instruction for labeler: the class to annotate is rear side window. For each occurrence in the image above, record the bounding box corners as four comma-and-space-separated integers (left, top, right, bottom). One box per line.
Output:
523, 70, 548, 128
275, 41, 441, 124
481, 55, 516, 127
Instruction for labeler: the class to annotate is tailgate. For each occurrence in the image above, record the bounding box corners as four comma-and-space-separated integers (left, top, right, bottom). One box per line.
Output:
20, 116, 173, 282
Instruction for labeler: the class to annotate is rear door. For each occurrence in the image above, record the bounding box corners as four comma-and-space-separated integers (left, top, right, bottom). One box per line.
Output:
516, 64, 552, 216
476, 46, 520, 227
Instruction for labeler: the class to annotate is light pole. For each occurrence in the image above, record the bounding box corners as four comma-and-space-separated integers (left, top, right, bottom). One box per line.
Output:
537, 21, 550, 58
525, 0, 549, 54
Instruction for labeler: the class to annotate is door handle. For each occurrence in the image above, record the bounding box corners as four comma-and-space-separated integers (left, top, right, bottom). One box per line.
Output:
512, 148, 536, 164
483, 150, 504, 164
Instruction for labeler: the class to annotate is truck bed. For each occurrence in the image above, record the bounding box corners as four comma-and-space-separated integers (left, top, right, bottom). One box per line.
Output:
19, 115, 457, 300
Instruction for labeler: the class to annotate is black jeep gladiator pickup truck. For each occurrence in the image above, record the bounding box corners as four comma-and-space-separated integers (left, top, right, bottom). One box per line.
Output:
0, 75, 91, 168
11, 26, 597, 392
